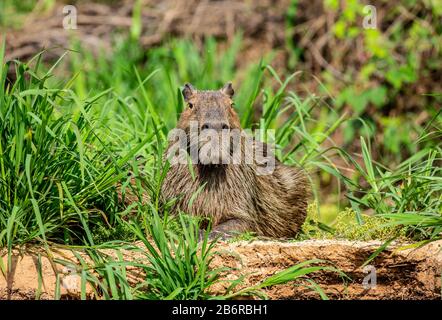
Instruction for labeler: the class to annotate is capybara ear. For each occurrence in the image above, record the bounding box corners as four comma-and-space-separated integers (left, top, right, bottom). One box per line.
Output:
220, 82, 234, 98
182, 83, 196, 101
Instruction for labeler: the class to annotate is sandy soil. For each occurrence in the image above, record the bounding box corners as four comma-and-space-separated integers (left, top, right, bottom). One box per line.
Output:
1, 239, 441, 300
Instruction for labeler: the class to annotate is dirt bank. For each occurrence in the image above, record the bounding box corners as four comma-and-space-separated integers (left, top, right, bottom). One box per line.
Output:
1, 240, 441, 300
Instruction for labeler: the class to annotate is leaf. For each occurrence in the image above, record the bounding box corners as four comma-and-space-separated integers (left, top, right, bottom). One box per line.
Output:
368, 87, 387, 108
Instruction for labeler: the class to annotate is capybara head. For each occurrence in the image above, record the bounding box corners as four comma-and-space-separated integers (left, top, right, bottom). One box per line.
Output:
176, 83, 242, 165
178, 83, 241, 132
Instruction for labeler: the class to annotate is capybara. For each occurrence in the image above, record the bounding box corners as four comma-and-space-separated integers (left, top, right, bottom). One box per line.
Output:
161, 83, 309, 238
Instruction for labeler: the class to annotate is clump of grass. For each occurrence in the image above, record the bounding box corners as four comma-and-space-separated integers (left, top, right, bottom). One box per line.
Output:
0, 48, 142, 247
346, 134, 442, 242
52, 209, 222, 300
64, 35, 353, 236
301, 207, 407, 241
90, 219, 137, 244
128, 209, 223, 300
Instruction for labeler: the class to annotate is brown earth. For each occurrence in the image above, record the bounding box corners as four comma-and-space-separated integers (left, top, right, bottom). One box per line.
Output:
1, 239, 441, 300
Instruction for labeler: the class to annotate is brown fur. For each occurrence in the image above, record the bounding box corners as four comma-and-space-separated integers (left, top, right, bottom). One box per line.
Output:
161, 83, 309, 238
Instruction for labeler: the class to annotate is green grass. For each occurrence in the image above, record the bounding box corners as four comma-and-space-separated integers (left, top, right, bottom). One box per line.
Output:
0, 32, 441, 300
0, 0, 59, 29
222, 259, 348, 300
0, 54, 125, 247
346, 134, 442, 241
301, 206, 408, 241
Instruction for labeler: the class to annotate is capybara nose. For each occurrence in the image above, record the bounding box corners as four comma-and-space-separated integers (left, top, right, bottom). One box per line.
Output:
201, 122, 230, 131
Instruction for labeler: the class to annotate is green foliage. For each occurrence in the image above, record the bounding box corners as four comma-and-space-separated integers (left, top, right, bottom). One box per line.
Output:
319, 0, 441, 161
128, 210, 222, 300
0, 35, 340, 246
347, 135, 442, 241
228, 231, 257, 243
0, 54, 134, 246
1, 33, 440, 250
0, 0, 54, 28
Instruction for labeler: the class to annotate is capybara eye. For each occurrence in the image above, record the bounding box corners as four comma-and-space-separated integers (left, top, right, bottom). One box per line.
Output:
188, 102, 193, 109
